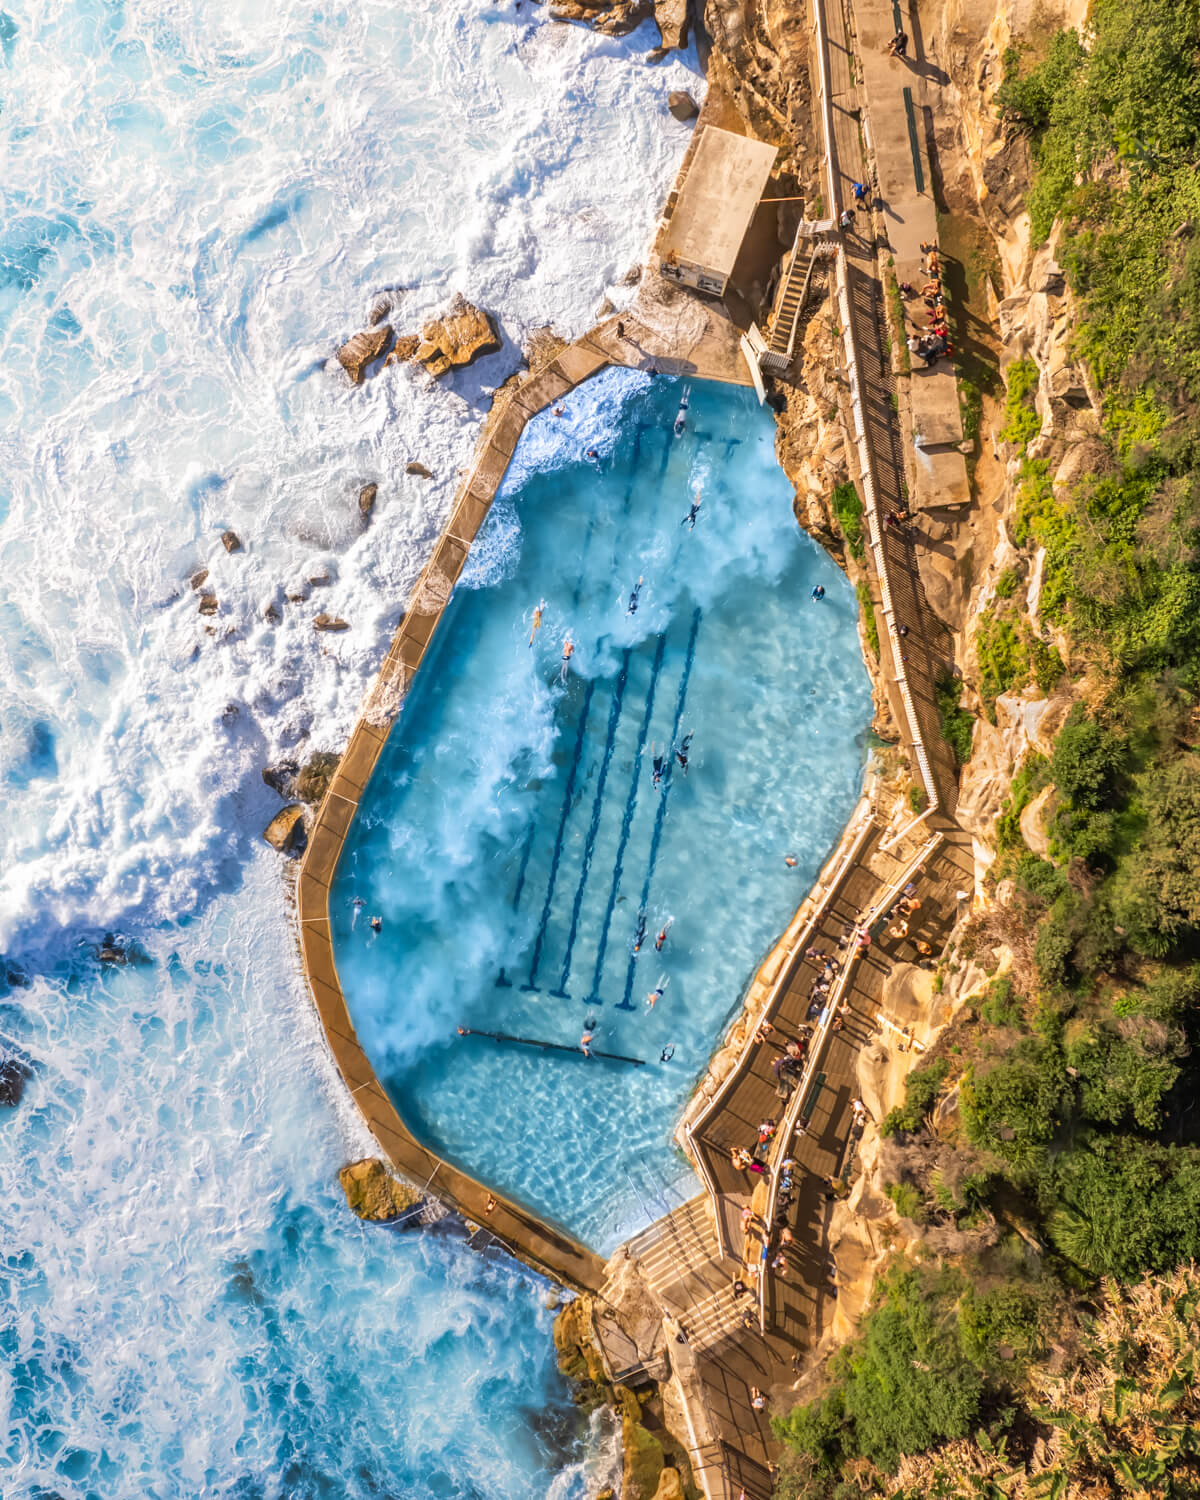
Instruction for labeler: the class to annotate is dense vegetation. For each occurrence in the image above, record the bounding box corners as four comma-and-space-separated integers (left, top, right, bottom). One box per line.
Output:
778, 1, 1200, 1492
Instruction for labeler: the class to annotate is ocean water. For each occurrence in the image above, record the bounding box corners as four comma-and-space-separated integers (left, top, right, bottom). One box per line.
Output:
0, 1, 704, 1494
332, 371, 873, 1249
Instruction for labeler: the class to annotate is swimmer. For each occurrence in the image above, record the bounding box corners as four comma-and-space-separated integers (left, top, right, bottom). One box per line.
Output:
633, 910, 647, 954
784, 855, 798, 868
552, 404, 565, 416
675, 730, 693, 773
351, 896, 365, 928
586, 447, 600, 460
559, 637, 574, 683
651, 744, 665, 788
369, 915, 382, 933
647, 974, 668, 1008
673, 384, 691, 437
655, 917, 673, 952
660, 1043, 675, 1063
627, 576, 643, 616
529, 599, 546, 646
811, 584, 825, 601
580, 1018, 597, 1057
681, 495, 702, 530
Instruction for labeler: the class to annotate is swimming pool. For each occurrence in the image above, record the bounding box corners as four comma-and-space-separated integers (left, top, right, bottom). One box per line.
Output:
331, 369, 873, 1249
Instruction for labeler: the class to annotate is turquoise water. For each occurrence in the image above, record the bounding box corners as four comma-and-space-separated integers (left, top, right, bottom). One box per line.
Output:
333, 371, 873, 1248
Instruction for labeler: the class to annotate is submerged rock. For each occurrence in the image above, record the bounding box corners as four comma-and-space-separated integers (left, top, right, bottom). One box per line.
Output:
263, 803, 306, 854
313, 612, 349, 632
412, 294, 501, 378
0, 1054, 30, 1108
296, 751, 339, 805
198, 592, 218, 616
367, 296, 391, 326
338, 1158, 422, 1221
221, 529, 242, 553
262, 761, 298, 798
358, 482, 378, 518
405, 461, 433, 479
667, 90, 698, 121
189, 568, 209, 591
98, 940, 127, 966
336, 324, 393, 384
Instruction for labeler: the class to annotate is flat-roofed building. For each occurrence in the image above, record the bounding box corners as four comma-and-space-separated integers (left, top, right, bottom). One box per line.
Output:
659, 126, 779, 297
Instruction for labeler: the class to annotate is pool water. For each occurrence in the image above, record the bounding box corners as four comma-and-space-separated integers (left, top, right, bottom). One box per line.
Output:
332, 370, 872, 1248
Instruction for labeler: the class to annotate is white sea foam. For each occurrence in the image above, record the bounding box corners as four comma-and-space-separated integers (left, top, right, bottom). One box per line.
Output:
0, 0, 703, 950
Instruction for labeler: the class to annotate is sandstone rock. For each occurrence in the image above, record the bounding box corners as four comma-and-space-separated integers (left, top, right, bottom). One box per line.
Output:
654, 0, 688, 48
385, 333, 421, 367
651, 1467, 684, 1500
198, 592, 219, 616
221, 529, 242, 553
338, 1157, 421, 1221
189, 568, 209, 591
286, 583, 310, 603
263, 803, 306, 854
367, 296, 391, 326
620, 264, 643, 286
667, 89, 698, 121
414, 294, 501, 378
296, 751, 339, 805
1020, 783, 1055, 859
405, 461, 433, 479
358, 482, 378, 518
523, 324, 569, 370
308, 571, 332, 587
313, 613, 349, 632
336, 324, 392, 384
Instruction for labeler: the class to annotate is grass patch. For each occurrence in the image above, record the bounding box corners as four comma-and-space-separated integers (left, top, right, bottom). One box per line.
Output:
831, 480, 865, 561
935, 670, 975, 765
856, 580, 879, 657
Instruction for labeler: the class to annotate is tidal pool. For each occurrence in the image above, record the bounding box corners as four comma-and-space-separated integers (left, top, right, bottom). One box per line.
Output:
332, 369, 873, 1248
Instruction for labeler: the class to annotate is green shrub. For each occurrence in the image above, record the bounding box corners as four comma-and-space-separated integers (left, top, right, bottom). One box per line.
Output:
935, 671, 974, 765
831, 481, 865, 561
885, 1181, 926, 1222
881, 1058, 951, 1135
958, 1283, 1046, 1370
1000, 358, 1041, 446
994, 568, 1019, 599
980, 975, 1023, 1029
1050, 708, 1128, 810
961, 1038, 1070, 1163
856, 580, 879, 657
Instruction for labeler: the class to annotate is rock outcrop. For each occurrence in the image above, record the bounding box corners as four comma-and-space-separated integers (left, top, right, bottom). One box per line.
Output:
549, 1, 652, 35
337, 324, 392, 384
0, 1054, 30, 1108
667, 90, 698, 121
655, 0, 689, 49
198, 592, 218, 616
221, 530, 241, 553
405, 461, 433, 479
263, 803, 306, 854
413, 295, 501, 378
313, 613, 349, 632
296, 751, 339, 805
338, 1158, 421, 1221
358, 482, 377, 519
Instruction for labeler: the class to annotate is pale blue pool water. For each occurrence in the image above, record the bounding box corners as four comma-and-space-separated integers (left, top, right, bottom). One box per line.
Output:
333, 371, 873, 1248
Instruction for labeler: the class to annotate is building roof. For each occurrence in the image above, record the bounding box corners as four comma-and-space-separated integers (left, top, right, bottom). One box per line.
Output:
661, 127, 779, 278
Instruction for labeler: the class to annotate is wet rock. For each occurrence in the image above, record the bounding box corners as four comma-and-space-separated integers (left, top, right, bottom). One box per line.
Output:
262, 762, 299, 798
358, 482, 378, 518
523, 325, 569, 370
367, 296, 391, 326
405, 461, 433, 479
0, 1054, 30, 1108
668, 90, 699, 121
98, 940, 127, 965
313, 612, 349, 632
189, 568, 209, 591
296, 750, 339, 805
336, 324, 393, 384
198, 592, 219, 616
620, 263, 643, 287
286, 583, 310, 603
338, 1158, 422, 1221
221, 703, 240, 726
596, 295, 615, 319
413, 294, 501, 378
263, 803, 307, 854
221, 529, 242, 553
307, 571, 333, 587
654, 0, 688, 50
263, 602, 281, 623
384, 333, 421, 367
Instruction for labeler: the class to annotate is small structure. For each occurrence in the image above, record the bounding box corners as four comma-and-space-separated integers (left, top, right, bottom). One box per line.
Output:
659, 126, 778, 297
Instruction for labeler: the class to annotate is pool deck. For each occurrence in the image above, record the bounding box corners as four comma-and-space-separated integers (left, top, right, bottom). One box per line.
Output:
294, 6, 977, 1492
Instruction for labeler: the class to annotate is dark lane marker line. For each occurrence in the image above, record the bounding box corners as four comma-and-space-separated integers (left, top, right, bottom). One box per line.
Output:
584, 632, 667, 1009
618, 606, 701, 1010
552, 649, 631, 997
523, 678, 597, 991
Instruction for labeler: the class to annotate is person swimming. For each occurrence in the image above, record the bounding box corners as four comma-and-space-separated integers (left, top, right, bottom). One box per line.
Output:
673, 385, 690, 438
633, 910, 647, 953
580, 1017, 597, 1057
681, 494, 702, 530
369, 915, 382, 933
811, 584, 825, 601
529, 599, 546, 646
651, 744, 665, 788
627, 576, 643, 615
559, 637, 574, 683
655, 917, 673, 952
660, 1043, 675, 1063
647, 975, 668, 1008
675, 731, 693, 773
351, 896, 365, 928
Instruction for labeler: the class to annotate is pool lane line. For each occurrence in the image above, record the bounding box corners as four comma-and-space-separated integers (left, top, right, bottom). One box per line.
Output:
583, 631, 668, 1010
552, 647, 632, 998
618, 605, 702, 1011
523, 676, 597, 992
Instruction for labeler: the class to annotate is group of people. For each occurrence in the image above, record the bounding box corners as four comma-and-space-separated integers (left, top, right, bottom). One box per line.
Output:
901, 241, 954, 367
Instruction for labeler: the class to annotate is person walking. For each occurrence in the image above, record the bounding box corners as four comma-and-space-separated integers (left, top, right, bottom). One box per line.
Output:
886, 29, 908, 56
